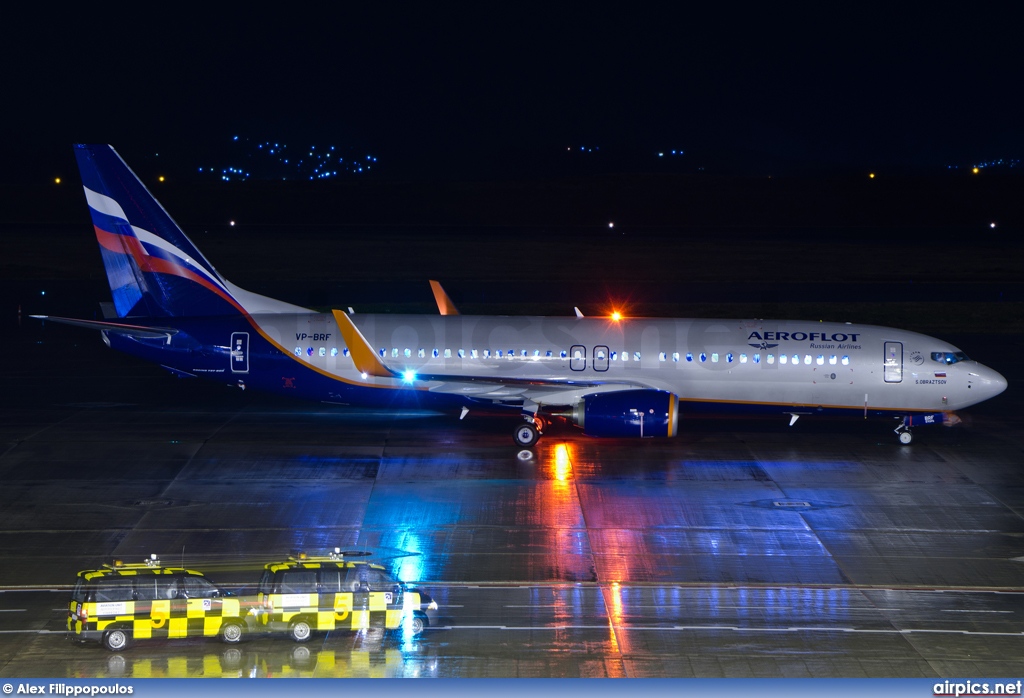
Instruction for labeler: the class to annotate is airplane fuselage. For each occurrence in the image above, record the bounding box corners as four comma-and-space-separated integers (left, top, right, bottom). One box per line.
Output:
104, 312, 1006, 419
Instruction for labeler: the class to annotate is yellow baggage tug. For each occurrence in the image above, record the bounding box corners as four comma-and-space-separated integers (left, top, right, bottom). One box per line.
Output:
257, 549, 438, 641
67, 555, 253, 651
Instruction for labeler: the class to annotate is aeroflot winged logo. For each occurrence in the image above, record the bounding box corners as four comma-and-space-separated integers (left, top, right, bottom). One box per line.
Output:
748, 330, 861, 350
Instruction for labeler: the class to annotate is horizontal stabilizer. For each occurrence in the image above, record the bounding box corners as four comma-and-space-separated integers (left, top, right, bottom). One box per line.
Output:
31, 315, 179, 340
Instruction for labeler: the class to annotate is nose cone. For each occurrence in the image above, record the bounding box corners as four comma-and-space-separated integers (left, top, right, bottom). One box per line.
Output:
971, 363, 1008, 403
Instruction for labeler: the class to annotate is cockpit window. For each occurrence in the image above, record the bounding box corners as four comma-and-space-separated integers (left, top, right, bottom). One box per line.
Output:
931, 351, 969, 365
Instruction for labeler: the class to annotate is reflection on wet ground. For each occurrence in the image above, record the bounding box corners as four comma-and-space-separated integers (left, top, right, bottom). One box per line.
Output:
0, 323, 1022, 677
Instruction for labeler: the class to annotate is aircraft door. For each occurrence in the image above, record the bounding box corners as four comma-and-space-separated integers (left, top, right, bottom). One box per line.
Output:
230, 332, 249, 373
593, 345, 609, 372
884, 341, 902, 383
570, 345, 586, 371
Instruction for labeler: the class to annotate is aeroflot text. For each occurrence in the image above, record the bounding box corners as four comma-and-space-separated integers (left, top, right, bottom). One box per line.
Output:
933, 681, 1023, 696
748, 332, 861, 342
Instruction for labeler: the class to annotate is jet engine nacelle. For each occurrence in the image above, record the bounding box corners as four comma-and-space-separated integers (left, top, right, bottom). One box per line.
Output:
571, 389, 679, 438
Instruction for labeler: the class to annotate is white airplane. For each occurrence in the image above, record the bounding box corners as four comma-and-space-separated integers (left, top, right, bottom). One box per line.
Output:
35, 145, 1007, 446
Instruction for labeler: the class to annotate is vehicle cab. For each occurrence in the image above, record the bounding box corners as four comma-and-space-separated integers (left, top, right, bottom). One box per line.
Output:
67, 554, 254, 651
256, 549, 438, 641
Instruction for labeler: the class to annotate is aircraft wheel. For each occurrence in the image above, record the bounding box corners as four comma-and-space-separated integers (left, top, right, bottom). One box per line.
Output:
898, 430, 913, 445
513, 423, 539, 447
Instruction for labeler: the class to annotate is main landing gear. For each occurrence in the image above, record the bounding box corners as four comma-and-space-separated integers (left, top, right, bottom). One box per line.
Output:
513, 422, 539, 447
513, 414, 548, 447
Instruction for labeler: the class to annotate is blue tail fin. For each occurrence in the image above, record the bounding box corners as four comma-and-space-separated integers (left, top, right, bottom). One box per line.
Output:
74, 144, 242, 318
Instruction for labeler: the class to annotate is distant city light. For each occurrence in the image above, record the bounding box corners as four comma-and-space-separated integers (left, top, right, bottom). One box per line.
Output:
199, 136, 381, 182
608, 222, 614, 229
229, 220, 235, 227
158, 176, 165, 182
990, 222, 997, 229
54, 177, 61, 184
869, 173, 875, 179
972, 167, 980, 174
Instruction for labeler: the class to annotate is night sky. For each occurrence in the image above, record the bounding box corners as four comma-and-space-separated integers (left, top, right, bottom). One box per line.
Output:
4, 5, 1021, 184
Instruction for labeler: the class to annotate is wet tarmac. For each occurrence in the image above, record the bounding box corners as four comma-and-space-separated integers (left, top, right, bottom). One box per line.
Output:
0, 319, 1022, 679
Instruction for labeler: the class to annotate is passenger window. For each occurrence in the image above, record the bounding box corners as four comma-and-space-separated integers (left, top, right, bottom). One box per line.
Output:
378, 348, 386, 358
829, 355, 837, 365
418, 349, 426, 358
93, 578, 135, 602
659, 352, 666, 362
780, 354, 788, 364
156, 577, 180, 600
471, 349, 478, 359
610, 351, 617, 361
686, 353, 693, 362
711, 353, 719, 363
331, 348, 338, 357
404, 348, 411, 358
444, 349, 452, 358
484, 350, 491, 358
546, 350, 553, 358
278, 570, 318, 594
767, 354, 775, 364
318, 569, 343, 593
726, 353, 733, 363
560, 350, 568, 359
319, 347, 326, 357
183, 576, 218, 599
521, 350, 528, 358
804, 355, 811, 365
497, 350, 503, 358
842, 355, 850, 365
673, 352, 679, 362
294, 347, 302, 357
753, 353, 760, 364
134, 578, 160, 601
699, 353, 706, 362
432, 349, 439, 358
634, 352, 641, 361
391, 348, 398, 358
458, 349, 465, 358
343, 348, 350, 357
740, 353, 747, 363
622, 352, 629, 362
342, 566, 373, 592
816, 355, 824, 365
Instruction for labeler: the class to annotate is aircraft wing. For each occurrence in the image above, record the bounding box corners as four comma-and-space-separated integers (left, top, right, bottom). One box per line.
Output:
31, 315, 179, 341
332, 309, 645, 406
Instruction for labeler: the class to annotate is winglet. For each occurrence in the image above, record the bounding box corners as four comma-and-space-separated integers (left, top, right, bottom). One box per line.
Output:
574, 307, 584, 318
331, 309, 396, 378
429, 280, 460, 315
